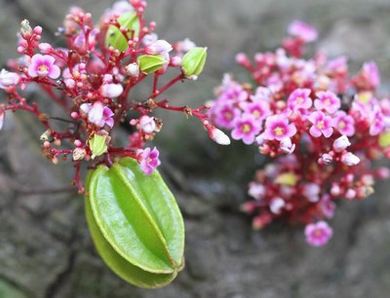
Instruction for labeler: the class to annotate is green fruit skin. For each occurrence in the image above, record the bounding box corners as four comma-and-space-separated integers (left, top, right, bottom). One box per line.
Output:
85, 158, 185, 288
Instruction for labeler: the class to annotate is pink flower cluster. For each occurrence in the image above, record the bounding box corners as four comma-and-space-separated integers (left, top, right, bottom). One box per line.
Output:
209, 21, 390, 247
0, 0, 226, 192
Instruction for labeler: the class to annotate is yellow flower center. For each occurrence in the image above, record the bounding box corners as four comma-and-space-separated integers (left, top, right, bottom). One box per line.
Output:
338, 121, 345, 129
242, 124, 251, 133
38, 64, 48, 73
274, 127, 284, 136
317, 120, 324, 129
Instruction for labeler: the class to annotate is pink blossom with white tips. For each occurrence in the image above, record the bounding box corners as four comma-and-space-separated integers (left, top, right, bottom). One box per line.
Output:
302, 182, 320, 202
0, 69, 20, 89
332, 111, 355, 136
333, 135, 351, 152
287, 88, 312, 111
80, 102, 114, 128
28, 54, 61, 79
314, 91, 341, 114
304, 221, 333, 247
139, 115, 156, 134
101, 83, 123, 98
308, 111, 333, 138
288, 20, 318, 42
138, 147, 161, 175
142, 33, 158, 46
341, 152, 360, 166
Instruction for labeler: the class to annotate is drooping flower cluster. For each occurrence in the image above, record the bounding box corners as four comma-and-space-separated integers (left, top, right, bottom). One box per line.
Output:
209, 21, 390, 246
0, 0, 229, 192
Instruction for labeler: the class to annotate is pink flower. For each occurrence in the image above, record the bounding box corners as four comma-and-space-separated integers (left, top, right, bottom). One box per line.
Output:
0, 69, 20, 89
138, 147, 161, 175
304, 221, 333, 247
369, 111, 385, 136
263, 115, 297, 141
270, 197, 285, 214
80, 102, 114, 128
287, 88, 312, 111
212, 103, 241, 129
308, 111, 333, 138
314, 91, 340, 114
101, 83, 124, 98
332, 111, 355, 136
28, 54, 61, 79
362, 61, 380, 89
231, 114, 262, 144
288, 20, 318, 42
242, 101, 271, 121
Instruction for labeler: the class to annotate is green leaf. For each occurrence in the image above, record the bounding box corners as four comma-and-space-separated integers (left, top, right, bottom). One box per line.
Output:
85, 158, 185, 288
88, 134, 108, 159
379, 131, 390, 148
275, 172, 298, 186
137, 55, 166, 74
181, 47, 207, 78
105, 25, 128, 52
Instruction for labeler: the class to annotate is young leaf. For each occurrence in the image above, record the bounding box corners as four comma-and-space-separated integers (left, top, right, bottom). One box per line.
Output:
137, 55, 166, 74
181, 47, 207, 78
85, 158, 185, 288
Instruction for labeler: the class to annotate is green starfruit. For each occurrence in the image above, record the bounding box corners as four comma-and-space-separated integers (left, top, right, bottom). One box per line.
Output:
137, 55, 166, 74
181, 47, 207, 78
85, 158, 185, 288
105, 12, 140, 52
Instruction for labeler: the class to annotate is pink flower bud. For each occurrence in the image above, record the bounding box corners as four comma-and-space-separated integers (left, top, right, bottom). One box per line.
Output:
341, 152, 360, 166
333, 135, 351, 152
209, 127, 231, 145
139, 115, 156, 134
38, 43, 52, 54
101, 83, 123, 98
146, 40, 172, 56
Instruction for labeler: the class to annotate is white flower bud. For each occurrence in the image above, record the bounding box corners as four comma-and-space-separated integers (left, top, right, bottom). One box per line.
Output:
333, 135, 351, 152
101, 83, 123, 98
270, 197, 285, 214
341, 152, 360, 166
139, 115, 156, 134
210, 128, 231, 145
126, 63, 140, 77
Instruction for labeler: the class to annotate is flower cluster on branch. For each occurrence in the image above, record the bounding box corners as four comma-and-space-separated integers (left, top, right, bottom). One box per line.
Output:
209, 20, 390, 246
0, 0, 229, 192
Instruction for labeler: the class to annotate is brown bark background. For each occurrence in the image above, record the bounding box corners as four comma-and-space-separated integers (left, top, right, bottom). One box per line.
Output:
1, 0, 390, 297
